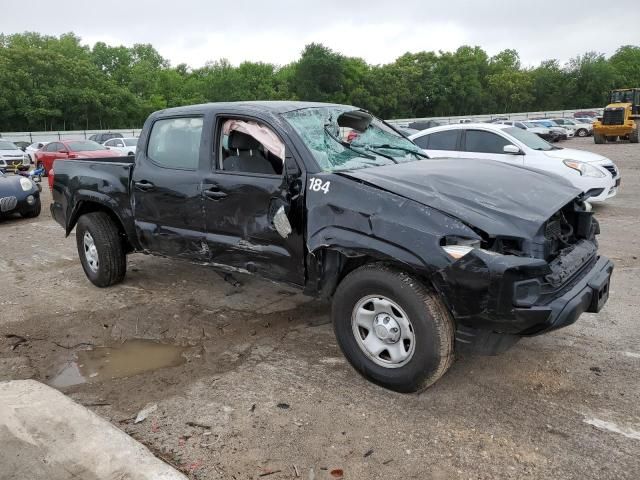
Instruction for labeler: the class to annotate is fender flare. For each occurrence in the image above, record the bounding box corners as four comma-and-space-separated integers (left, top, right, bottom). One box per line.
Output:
305, 226, 432, 297
65, 190, 137, 248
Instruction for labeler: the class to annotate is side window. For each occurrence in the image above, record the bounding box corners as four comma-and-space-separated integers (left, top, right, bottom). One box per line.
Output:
464, 130, 511, 154
515, 122, 525, 129
424, 130, 459, 151
115, 140, 124, 147
48, 142, 61, 152
104, 139, 114, 147
147, 117, 203, 170
412, 134, 430, 149
219, 118, 285, 176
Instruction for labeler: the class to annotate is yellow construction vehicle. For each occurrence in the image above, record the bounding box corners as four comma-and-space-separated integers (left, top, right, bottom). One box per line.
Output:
593, 88, 640, 144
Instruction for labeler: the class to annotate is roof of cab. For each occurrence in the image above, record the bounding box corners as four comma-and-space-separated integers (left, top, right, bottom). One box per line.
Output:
155, 101, 356, 117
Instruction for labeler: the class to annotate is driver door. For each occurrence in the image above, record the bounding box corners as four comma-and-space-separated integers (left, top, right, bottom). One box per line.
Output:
201, 115, 306, 286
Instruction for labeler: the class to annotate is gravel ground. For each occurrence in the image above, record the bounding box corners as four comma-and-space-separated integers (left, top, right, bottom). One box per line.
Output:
1, 137, 638, 479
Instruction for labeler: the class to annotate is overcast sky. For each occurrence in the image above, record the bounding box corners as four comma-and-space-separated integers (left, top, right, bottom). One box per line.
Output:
1, 0, 639, 68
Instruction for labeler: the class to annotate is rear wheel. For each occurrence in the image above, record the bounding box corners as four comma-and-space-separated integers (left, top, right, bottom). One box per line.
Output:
75, 212, 126, 287
630, 128, 639, 144
594, 133, 605, 144
577, 128, 588, 137
332, 263, 455, 393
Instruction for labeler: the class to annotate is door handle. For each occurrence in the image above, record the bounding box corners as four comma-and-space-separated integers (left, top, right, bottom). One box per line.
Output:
204, 189, 228, 200
134, 180, 155, 191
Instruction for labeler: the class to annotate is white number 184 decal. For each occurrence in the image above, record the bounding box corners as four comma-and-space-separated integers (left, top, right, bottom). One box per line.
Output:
308, 178, 331, 194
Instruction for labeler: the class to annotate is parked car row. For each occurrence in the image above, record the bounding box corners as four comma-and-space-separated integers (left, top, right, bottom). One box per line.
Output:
409, 122, 620, 203
0, 135, 139, 176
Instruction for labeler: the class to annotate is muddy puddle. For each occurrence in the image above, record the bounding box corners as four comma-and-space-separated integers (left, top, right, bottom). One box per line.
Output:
49, 339, 188, 388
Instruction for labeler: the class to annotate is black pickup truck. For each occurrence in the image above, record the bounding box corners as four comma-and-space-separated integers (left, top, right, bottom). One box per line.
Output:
51, 101, 613, 392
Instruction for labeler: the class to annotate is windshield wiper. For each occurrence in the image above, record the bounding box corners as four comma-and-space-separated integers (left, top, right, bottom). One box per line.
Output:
365, 144, 430, 159
323, 125, 376, 160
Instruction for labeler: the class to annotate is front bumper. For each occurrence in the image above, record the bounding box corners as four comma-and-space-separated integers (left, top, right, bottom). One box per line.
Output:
436, 245, 613, 337
588, 183, 619, 202
515, 255, 613, 335
0, 191, 40, 215
0, 160, 29, 172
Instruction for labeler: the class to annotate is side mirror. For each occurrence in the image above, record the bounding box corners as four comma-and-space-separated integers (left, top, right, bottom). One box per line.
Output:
503, 145, 522, 155
284, 155, 302, 197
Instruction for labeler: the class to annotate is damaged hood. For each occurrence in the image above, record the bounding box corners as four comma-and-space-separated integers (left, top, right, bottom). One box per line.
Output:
339, 158, 582, 238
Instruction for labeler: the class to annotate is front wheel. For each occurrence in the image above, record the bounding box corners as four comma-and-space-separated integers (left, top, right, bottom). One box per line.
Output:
20, 198, 41, 218
594, 133, 605, 144
332, 264, 454, 393
75, 212, 126, 287
577, 128, 588, 137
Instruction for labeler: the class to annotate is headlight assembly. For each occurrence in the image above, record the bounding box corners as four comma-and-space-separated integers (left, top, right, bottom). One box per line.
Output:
19, 177, 33, 191
441, 236, 483, 260
563, 160, 606, 178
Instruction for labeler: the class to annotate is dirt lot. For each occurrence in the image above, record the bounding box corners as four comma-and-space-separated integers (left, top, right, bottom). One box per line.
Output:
1, 137, 639, 479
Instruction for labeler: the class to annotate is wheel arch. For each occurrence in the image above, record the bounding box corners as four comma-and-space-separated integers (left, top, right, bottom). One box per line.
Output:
67, 195, 136, 253
305, 228, 440, 300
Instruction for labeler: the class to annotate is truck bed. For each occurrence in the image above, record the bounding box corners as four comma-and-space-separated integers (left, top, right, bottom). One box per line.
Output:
50, 157, 135, 236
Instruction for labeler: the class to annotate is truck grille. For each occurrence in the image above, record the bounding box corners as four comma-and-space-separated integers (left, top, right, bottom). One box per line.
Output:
0, 196, 18, 212
602, 165, 617, 177
602, 108, 625, 125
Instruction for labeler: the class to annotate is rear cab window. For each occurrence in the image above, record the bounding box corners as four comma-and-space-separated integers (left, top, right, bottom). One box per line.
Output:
147, 117, 203, 170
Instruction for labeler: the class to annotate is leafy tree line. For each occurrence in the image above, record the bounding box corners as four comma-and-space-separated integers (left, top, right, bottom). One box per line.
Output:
1, 32, 639, 131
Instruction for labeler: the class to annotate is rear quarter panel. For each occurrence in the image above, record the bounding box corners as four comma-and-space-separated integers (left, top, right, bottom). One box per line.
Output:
51, 158, 137, 242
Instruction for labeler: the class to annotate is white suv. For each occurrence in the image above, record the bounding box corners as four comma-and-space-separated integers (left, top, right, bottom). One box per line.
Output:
409, 123, 620, 203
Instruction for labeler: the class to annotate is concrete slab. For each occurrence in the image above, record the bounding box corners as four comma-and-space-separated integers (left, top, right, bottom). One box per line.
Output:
0, 380, 187, 480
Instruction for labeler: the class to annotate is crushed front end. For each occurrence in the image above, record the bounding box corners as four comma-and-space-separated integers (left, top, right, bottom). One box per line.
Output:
434, 199, 613, 351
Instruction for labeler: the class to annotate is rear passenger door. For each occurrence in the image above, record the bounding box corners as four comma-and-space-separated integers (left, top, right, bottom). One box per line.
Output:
412, 130, 462, 158
132, 115, 208, 260
458, 129, 524, 165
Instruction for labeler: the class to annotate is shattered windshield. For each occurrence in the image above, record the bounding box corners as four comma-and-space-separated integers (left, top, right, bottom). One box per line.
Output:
282, 106, 425, 172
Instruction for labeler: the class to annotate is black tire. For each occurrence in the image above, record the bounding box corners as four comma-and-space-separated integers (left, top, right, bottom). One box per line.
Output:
20, 198, 41, 218
577, 128, 588, 137
594, 134, 605, 144
630, 128, 639, 144
332, 263, 455, 393
75, 212, 126, 287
